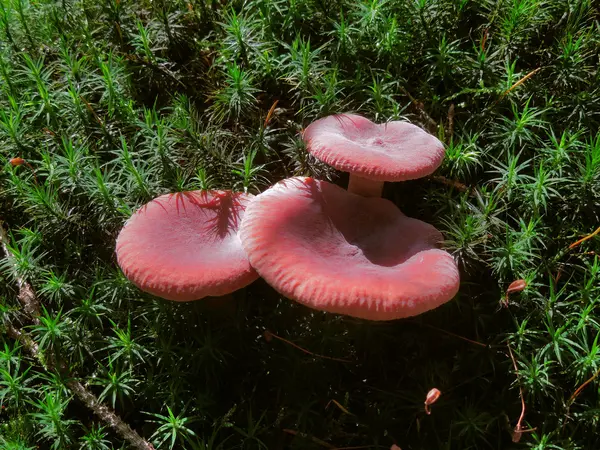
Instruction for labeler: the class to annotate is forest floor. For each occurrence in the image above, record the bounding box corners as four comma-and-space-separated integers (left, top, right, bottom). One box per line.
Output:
1, 1, 600, 449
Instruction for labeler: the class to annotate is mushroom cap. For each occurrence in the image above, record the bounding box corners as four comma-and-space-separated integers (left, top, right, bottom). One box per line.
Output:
239, 177, 460, 320
116, 190, 259, 301
303, 113, 445, 181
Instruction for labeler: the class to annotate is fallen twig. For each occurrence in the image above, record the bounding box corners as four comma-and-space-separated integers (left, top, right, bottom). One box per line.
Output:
481, 28, 489, 52
283, 429, 336, 449
79, 94, 106, 129
263, 100, 279, 129
427, 175, 470, 193
499, 67, 542, 100
326, 398, 352, 415
283, 429, 380, 450
334, 447, 379, 450
412, 321, 488, 348
264, 330, 352, 363
398, 86, 438, 133
0, 219, 155, 450
122, 53, 186, 88
568, 226, 600, 250
0, 222, 40, 319
447, 103, 455, 141
568, 366, 600, 406
562, 366, 600, 431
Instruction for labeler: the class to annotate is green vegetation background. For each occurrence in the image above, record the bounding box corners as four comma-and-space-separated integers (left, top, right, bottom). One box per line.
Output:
0, 0, 599, 449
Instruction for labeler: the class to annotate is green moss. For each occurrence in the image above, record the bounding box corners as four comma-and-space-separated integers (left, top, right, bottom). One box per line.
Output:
0, 0, 599, 448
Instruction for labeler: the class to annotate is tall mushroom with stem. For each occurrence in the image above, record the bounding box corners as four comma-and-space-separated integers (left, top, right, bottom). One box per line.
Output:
115, 190, 259, 303
302, 113, 445, 198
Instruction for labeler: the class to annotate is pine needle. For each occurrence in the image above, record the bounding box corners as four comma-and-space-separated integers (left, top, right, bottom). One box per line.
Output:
500, 67, 542, 99
264, 330, 353, 363
569, 226, 600, 249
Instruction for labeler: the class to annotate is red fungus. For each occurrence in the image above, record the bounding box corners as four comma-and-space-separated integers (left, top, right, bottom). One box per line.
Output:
239, 177, 460, 320
303, 113, 445, 197
116, 190, 258, 301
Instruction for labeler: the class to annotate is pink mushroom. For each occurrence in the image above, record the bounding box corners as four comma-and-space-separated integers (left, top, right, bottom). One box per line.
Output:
239, 177, 460, 320
115, 190, 259, 301
303, 113, 445, 197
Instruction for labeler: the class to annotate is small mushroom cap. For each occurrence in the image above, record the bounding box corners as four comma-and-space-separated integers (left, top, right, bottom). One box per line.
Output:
239, 177, 460, 320
116, 190, 259, 301
303, 113, 445, 181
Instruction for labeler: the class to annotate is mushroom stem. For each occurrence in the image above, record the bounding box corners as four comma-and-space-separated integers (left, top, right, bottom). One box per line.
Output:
347, 175, 384, 197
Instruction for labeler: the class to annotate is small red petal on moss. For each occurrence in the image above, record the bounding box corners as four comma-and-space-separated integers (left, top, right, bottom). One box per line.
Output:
424, 388, 441, 414
507, 279, 527, 295
10, 157, 25, 167
504, 279, 527, 307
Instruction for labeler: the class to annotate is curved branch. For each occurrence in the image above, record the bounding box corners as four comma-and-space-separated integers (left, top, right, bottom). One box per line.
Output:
0, 219, 155, 450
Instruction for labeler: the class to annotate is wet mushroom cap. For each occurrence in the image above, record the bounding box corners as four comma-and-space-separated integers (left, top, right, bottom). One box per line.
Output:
116, 190, 259, 301
303, 113, 445, 181
239, 177, 460, 320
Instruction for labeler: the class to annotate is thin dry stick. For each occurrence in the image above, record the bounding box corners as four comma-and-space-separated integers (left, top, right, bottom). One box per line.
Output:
499, 67, 542, 100
326, 398, 352, 415
283, 430, 380, 450
568, 226, 600, 250
398, 86, 438, 132
264, 330, 352, 363
79, 94, 106, 128
427, 175, 470, 193
481, 28, 489, 52
263, 99, 279, 129
4, 323, 155, 450
261, 99, 290, 177
283, 429, 336, 449
507, 343, 527, 443
447, 103, 455, 140
334, 446, 379, 450
122, 53, 186, 88
568, 366, 600, 406
0, 222, 40, 319
563, 366, 600, 431
413, 321, 488, 348
0, 220, 155, 450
